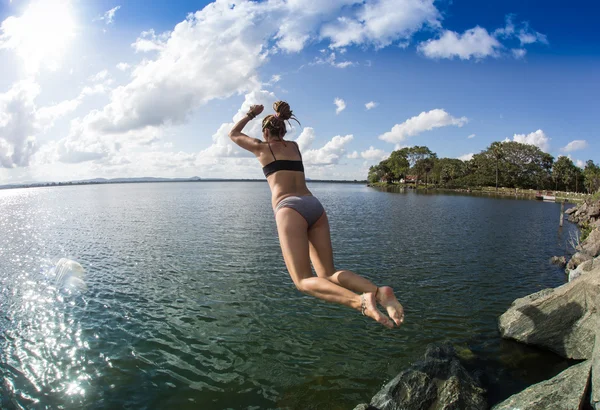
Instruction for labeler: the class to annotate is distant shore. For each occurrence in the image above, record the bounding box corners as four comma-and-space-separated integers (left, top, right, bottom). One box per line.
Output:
368, 182, 591, 203
0, 177, 367, 191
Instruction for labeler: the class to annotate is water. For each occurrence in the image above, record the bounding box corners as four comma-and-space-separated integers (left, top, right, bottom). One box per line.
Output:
0, 182, 579, 409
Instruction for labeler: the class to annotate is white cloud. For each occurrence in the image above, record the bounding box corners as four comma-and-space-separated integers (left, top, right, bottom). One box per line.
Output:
511, 129, 550, 152
361, 146, 388, 161
0, 79, 94, 168
512, 48, 526, 59
320, 0, 441, 49
418, 27, 502, 60
295, 127, 315, 151
378, 109, 468, 144
467, 133, 476, 139
0, 81, 40, 167
89, 69, 109, 82
517, 25, 548, 46
100, 6, 121, 25
420, 15, 547, 61
347, 150, 359, 159
576, 159, 585, 169
65, 0, 453, 142
458, 153, 474, 161
334, 98, 346, 114
132, 29, 169, 53
0, 0, 76, 73
303, 134, 353, 166
116, 62, 130, 71
561, 140, 588, 153
365, 101, 378, 110
312, 51, 356, 68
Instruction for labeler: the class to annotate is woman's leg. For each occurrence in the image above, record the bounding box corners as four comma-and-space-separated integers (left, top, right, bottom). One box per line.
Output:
275, 208, 394, 328
307, 212, 405, 327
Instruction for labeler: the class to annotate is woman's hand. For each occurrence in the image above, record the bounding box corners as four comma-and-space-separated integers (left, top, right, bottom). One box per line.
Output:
248, 104, 264, 116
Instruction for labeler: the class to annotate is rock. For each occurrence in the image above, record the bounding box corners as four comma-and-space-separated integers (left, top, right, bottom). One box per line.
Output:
565, 206, 577, 215
491, 360, 592, 410
581, 228, 600, 258
592, 295, 600, 410
364, 343, 486, 410
589, 202, 600, 220
498, 271, 600, 360
567, 252, 593, 271
550, 256, 567, 268
569, 259, 595, 282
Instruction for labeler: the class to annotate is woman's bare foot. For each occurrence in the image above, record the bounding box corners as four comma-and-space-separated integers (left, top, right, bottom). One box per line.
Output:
376, 286, 405, 327
361, 292, 394, 328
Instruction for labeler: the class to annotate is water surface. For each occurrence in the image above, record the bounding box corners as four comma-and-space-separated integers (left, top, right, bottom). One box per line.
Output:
0, 182, 578, 409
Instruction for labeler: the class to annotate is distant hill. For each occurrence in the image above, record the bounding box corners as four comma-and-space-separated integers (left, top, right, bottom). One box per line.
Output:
0, 176, 366, 190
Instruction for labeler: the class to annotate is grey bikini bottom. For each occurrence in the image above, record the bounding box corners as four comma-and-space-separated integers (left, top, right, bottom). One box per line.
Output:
275, 195, 325, 228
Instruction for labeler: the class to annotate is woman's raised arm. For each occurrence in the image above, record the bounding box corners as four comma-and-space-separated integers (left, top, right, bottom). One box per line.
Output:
228, 104, 264, 154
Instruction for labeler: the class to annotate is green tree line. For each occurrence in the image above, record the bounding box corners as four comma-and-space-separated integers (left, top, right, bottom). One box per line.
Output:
368, 141, 600, 193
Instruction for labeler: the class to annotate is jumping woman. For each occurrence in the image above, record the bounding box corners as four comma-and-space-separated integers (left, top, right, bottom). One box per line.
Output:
228, 101, 405, 328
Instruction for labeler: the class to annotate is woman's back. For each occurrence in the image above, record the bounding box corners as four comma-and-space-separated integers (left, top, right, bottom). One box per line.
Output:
258, 140, 311, 207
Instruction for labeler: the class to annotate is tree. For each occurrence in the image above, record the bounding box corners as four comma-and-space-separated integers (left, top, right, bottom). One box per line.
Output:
553, 156, 571, 191
490, 141, 504, 192
405, 146, 436, 186
415, 157, 436, 187
584, 160, 600, 194
386, 150, 410, 182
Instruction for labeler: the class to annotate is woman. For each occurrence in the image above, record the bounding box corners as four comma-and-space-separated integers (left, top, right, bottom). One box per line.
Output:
228, 101, 404, 328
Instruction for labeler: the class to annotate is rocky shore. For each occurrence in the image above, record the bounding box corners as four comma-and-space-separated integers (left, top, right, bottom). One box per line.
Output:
354, 197, 600, 410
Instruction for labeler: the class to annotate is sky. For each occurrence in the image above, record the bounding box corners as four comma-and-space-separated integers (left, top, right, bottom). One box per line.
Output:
0, 0, 598, 183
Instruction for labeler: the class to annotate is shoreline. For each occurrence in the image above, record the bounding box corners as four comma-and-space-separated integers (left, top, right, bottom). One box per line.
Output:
368, 182, 591, 203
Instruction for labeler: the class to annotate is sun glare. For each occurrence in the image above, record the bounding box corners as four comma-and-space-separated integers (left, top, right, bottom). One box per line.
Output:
5, 0, 76, 73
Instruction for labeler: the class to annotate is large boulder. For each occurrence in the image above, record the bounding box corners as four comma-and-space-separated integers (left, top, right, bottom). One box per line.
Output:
589, 201, 600, 222
567, 251, 593, 271
491, 360, 591, 410
354, 343, 486, 410
498, 270, 600, 360
580, 228, 600, 258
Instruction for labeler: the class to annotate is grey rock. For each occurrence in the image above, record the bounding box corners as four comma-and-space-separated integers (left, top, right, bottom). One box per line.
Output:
589, 202, 600, 219
581, 228, 600, 258
366, 343, 486, 410
569, 259, 595, 282
491, 360, 591, 410
353, 405, 370, 410
498, 272, 600, 359
550, 256, 567, 268
592, 295, 600, 410
565, 206, 577, 215
567, 252, 593, 271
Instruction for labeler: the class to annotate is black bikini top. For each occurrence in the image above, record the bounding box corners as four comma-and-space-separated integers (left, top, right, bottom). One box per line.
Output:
262, 140, 304, 178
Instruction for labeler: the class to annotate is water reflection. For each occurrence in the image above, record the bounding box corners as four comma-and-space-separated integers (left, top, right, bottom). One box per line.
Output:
2, 258, 90, 408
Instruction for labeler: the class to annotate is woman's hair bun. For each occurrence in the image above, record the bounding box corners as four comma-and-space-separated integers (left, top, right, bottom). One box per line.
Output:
262, 101, 301, 137
273, 101, 293, 121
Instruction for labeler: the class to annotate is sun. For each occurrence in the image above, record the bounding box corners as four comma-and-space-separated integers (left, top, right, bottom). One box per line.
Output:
2, 0, 76, 73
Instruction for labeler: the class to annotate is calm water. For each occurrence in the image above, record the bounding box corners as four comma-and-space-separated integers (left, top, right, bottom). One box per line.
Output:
0, 182, 579, 409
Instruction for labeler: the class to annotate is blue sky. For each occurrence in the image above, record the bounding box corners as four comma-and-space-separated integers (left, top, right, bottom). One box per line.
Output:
0, 0, 598, 183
